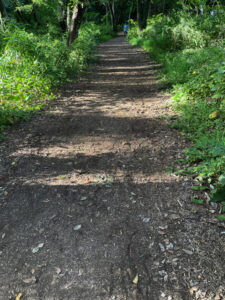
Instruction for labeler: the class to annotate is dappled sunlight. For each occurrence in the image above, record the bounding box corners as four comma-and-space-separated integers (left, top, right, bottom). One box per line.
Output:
22, 170, 179, 186
1, 35, 224, 300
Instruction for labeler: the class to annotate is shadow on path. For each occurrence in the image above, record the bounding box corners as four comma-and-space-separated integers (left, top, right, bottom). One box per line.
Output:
0, 37, 224, 300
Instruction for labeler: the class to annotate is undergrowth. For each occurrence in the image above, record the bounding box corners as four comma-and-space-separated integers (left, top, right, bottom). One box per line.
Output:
128, 6, 225, 207
0, 22, 115, 132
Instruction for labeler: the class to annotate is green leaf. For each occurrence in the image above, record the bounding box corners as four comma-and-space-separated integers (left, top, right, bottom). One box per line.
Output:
218, 175, 225, 185
191, 198, 203, 205
211, 186, 225, 203
217, 215, 225, 221
192, 185, 199, 191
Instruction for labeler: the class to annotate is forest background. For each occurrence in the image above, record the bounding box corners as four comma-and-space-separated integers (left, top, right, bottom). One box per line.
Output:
0, 0, 225, 210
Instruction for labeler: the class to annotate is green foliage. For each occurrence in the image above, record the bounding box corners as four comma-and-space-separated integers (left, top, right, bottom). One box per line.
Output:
191, 198, 203, 205
128, 7, 225, 200
0, 21, 110, 131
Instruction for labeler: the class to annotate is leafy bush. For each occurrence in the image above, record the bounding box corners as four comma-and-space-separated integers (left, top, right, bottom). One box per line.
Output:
0, 22, 112, 132
128, 8, 225, 192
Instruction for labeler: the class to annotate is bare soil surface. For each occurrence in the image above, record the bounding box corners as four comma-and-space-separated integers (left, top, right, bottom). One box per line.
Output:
0, 37, 224, 300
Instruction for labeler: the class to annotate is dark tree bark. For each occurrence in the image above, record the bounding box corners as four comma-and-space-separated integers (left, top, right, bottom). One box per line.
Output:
128, 0, 133, 20
137, 0, 143, 31
137, 0, 149, 31
108, 0, 117, 32
59, 0, 69, 33
9, 0, 26, 22
0, 0, 7, 17
67, 0, 87, 47
148, 1, 152, 18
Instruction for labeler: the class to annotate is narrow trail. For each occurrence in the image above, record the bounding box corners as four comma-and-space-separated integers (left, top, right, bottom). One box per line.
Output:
0, 37, 224, 300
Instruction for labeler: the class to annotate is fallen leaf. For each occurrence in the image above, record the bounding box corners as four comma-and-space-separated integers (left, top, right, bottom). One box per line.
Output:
133, 274, 138, 285
16, 293, 23, 300
31, 269, 35, 274
81, 196, 87, 201
85, 180, 93, 185
11, 162, 16, 166
209, 111, 218, 119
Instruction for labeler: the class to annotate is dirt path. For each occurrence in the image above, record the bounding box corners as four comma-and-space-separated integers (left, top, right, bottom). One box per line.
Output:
0, 37, 224, 300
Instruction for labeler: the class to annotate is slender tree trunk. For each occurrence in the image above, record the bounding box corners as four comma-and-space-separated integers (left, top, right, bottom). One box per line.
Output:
59, 0, 68, 33
137, 0, 143, 32
108, 1, 117, 32
0, 0, 7, 17
67, 4, 71, 30
162, 0, 165, 14
128, 0, 133, 20
67, 0, 87, 47
148, 2, 152, 19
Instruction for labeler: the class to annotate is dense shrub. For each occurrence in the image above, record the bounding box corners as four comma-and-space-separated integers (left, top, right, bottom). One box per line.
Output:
0, 22, 114, 131
128, 7, 225, 198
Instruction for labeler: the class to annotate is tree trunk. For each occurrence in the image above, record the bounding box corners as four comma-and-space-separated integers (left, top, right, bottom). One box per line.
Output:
0, 0, 7, 17
108, 1, 117, 32
128, 0, 133, 20
162, 0, 165, 14
148, 2, 152, 19
137, 0, 142, 32
67, 0, 87, 47
59, 0, 68, 33
137, 0, 148, 31
67, 4, 71, 30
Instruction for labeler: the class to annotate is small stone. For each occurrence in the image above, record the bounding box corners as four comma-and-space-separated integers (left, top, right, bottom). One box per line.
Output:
159, 226, 168, 230
172, 258, 178, 262
190, 280, 199, 287
210, 202, 218, 209
74, 225, 82, 231
164, 274, 168, 282
143, 218, 150, 223
183, 249, 193, 255
78, 268, 84, 276
23, 276, 36, 284
166, 242, 173, 250
159, 243, 165, 252
55, 267, 61, 275
158, 231, 166, 235
170, 214, 180, 220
